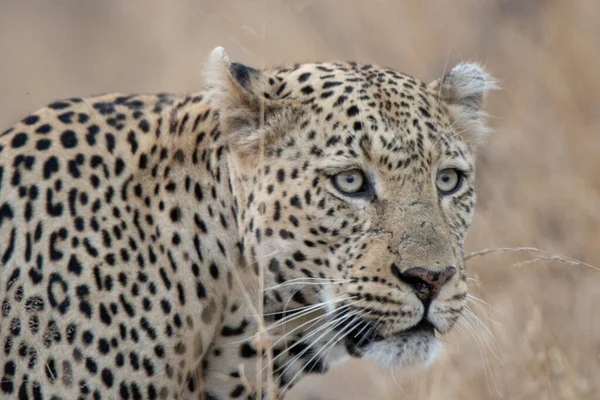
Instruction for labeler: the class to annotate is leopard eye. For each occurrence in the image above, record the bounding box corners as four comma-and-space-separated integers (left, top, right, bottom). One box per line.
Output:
436, 168, 463, 195
332, 169, 366, 195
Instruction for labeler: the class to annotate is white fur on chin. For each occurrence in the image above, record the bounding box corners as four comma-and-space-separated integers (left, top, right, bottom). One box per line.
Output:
362, 333, 442, 370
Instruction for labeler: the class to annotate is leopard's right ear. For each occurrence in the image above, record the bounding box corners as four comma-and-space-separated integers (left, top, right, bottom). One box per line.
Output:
204, 47, 291, 161
204, 46, 269, 104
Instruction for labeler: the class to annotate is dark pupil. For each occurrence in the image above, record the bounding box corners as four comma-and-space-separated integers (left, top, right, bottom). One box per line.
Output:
345, 175, 355, 184
441, 174, 451, 183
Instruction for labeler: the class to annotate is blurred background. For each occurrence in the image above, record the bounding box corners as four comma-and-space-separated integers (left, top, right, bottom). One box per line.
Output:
1, 1, 599, 399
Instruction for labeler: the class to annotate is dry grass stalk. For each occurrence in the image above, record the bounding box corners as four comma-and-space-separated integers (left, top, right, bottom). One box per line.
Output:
466, 247, 599, 271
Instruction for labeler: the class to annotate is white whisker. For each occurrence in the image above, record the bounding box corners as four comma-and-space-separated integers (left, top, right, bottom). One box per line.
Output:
265, 296, 353, 331
229, 296, 352, 345
457, 314, 502, 396
277, 306, 365, 390
280, 308, 367, 394
270, 300, 359, 347
263, 279, 350, 291
263, 299, 365, 372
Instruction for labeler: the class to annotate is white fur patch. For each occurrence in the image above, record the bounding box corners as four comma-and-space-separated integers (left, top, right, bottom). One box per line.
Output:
363, 331, 441, 370
448, 63, 498, 105
435, 62, 499, 146
203, 46, 231, 89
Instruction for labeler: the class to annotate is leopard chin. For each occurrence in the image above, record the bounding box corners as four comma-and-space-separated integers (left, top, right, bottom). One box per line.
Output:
348, 321, 442, 369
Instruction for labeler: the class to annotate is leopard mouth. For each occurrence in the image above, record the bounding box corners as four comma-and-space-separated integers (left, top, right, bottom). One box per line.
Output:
266, 303, 440, 367
337, 316, 441, 369
398, 319, 436, 336
342, 316, 437, 358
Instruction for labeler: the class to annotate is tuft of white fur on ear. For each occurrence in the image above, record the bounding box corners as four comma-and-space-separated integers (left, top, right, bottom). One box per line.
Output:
441, 63, 498, 111
203, 46, 232, 90
204, 46, 268, 102
431, 62, 498, 147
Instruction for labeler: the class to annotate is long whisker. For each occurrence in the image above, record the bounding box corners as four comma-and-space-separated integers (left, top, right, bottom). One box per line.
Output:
270, 300, 360, 348
276, 306, 365, 383
281, 308, 369, 394
273, 302, 366, 371
466, 293, 494, 308
457, 314, 502, 396
265, 296, 354, 331
356, 314, 384, 348
322, 311, 372, 362
463, 307, 503, 362
269, 299, 365, 367
266, 276, 352, 285
229, 296, 352, 345
348, 310, 374, 347
466, 295, 504, 327
263, 279, 350, 291
259, 294, 350, 318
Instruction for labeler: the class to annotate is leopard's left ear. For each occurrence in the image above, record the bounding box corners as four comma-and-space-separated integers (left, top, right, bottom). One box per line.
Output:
204, 47, 290, 159
429, 63, 498, 147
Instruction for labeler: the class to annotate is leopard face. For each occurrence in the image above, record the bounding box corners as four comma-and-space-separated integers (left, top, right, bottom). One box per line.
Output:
211, 48, 495, 370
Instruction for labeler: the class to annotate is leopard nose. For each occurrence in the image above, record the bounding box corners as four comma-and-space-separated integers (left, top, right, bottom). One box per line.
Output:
395, 266, 457, 302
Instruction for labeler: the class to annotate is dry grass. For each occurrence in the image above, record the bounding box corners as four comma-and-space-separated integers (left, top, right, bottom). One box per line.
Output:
1, 1, 599, 399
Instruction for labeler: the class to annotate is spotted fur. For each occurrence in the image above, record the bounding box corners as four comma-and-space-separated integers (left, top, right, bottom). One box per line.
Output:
0, 47, 495, 399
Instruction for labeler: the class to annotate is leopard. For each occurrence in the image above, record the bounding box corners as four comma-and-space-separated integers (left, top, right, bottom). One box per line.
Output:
0, 46, 496, 399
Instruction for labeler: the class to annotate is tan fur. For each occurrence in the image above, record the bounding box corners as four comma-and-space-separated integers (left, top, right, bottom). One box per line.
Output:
0, 47, 494, 399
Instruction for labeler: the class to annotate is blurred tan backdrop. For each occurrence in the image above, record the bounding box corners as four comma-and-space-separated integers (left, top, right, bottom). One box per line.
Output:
1, 1, 599, 399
